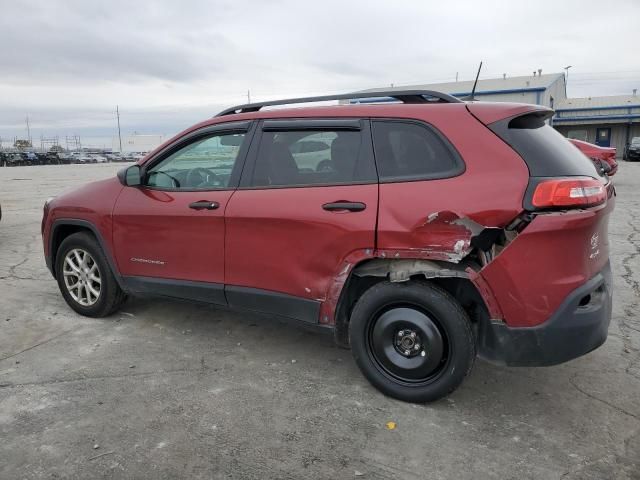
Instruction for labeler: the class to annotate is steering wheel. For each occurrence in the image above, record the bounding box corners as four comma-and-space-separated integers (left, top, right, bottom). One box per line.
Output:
186, 167, 219, 188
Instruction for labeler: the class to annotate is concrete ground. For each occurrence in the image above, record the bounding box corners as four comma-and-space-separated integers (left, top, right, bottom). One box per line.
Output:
0, 162, 638, 480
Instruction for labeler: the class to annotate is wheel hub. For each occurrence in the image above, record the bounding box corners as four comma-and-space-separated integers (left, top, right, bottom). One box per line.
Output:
368, 307, 447, 383
395, 329, 423, 357
62, 248, 101, 307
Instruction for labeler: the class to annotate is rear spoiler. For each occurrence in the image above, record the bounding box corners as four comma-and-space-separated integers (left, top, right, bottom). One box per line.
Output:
469, 103, 602, 180
466, 103, 554, 125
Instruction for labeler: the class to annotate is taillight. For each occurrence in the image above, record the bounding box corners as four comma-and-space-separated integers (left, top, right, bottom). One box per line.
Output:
531, 177, 607, 209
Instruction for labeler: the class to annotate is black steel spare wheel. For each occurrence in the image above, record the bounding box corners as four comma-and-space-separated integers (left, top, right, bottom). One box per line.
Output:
369, 307, 448, 383
349, 281, 475, 403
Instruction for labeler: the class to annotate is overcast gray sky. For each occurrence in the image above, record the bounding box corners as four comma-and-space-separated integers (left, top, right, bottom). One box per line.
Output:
1, 0, 639, 142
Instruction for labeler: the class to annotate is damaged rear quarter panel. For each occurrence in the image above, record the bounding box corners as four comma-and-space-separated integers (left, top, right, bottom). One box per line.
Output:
376, 108, 529, 261
479, 200, 614, 327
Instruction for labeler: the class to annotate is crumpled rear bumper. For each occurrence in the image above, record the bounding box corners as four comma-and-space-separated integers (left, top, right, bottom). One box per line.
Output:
477, 260, 612, 367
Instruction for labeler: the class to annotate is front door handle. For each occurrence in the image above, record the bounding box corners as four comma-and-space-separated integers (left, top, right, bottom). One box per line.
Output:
189, 200, 219, 210
322, 201, 366, 212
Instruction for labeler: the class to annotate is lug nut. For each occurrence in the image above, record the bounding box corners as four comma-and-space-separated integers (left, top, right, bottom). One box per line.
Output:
404, 350, 410, 356
414, 344, 420, 350
410, 332, 416, 338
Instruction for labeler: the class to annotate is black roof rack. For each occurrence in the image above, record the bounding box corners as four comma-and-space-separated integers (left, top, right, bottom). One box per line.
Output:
215, 89, 462, 117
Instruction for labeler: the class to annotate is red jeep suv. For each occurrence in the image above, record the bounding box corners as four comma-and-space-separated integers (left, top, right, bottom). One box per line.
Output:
42, 90, 614, 402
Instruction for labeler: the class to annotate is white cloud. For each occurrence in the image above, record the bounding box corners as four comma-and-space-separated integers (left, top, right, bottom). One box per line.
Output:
1, 0, 638, 139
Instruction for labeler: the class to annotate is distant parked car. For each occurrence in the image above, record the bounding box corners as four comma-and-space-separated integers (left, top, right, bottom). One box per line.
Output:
624, 136, 640, 161
89, 154, 108, 163
113, 153, 133, 162
45, 152, 62, 165
22, 152, 38, 165
568, 139, 618, 176
289, 138, 333, 171
7, 153, 23, 166
35, 153, 49, 165
119, 152, 141, 162
57, 153, 73, 164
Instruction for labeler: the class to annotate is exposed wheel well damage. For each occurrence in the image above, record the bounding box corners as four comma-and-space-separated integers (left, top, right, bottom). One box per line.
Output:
333, 258, 492, 348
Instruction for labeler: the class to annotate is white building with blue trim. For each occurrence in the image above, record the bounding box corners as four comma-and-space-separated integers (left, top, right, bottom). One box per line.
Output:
358, 72, 639, 157
554, 94, 640, 157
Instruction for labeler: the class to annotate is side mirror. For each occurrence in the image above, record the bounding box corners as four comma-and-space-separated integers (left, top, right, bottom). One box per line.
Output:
117, 165, 142, 186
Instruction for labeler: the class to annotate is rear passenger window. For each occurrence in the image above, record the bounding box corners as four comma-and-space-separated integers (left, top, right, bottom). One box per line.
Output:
251, 128, 376, 187
372, 120, 463, 181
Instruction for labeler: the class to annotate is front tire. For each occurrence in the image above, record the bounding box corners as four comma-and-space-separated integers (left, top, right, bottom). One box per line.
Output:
55, 232, 126, 317
349, 281, 475, 403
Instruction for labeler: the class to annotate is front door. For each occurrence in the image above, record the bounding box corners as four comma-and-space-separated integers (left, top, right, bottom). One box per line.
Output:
112, 123, 252, 304
224, 119, 378, 322
596, 128, 611, 147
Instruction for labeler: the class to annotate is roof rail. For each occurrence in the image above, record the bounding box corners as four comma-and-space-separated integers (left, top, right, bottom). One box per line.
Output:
215, 89, 462, 117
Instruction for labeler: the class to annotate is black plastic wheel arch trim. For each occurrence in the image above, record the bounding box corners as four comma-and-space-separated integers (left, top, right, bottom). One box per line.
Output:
48, 218, 125, 290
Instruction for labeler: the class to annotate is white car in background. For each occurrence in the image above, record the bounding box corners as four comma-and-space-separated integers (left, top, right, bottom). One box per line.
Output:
89, 154, 108, 163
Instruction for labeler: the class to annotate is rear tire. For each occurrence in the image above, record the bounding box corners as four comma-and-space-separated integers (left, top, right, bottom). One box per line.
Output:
55, 232, 126, 317
349, 280, 475, 403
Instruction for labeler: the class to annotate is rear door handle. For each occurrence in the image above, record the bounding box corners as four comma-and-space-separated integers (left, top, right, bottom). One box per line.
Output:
322, 201, 366, 212
189, 200, 219, 210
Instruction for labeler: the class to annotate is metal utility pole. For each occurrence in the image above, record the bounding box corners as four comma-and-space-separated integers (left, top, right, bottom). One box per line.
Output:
564, 65, 572, 90
116, 105, 123, 153
25, 115, 32, 146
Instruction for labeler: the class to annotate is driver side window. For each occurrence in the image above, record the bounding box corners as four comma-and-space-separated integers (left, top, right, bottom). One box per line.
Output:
146, 132, 246, 190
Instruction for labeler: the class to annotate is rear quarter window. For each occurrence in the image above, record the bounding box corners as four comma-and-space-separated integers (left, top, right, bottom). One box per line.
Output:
490, 113, 602, 178
371, 120, 464, 182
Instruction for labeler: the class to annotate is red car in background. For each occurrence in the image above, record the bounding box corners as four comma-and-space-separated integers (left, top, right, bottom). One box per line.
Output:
569, 139, 618, 176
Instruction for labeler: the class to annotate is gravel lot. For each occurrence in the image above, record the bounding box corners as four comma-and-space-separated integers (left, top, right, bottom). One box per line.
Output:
1, 162, 639, 479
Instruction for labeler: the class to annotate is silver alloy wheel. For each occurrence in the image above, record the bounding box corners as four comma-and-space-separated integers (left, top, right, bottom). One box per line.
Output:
63, 248, 101, 306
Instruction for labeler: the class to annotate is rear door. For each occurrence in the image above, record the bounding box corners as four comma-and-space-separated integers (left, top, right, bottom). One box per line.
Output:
224, 118, 378, 323
112, 122, 253, 304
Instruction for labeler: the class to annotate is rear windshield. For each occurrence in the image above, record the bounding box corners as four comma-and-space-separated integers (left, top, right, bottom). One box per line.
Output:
490, 112, 601, 178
